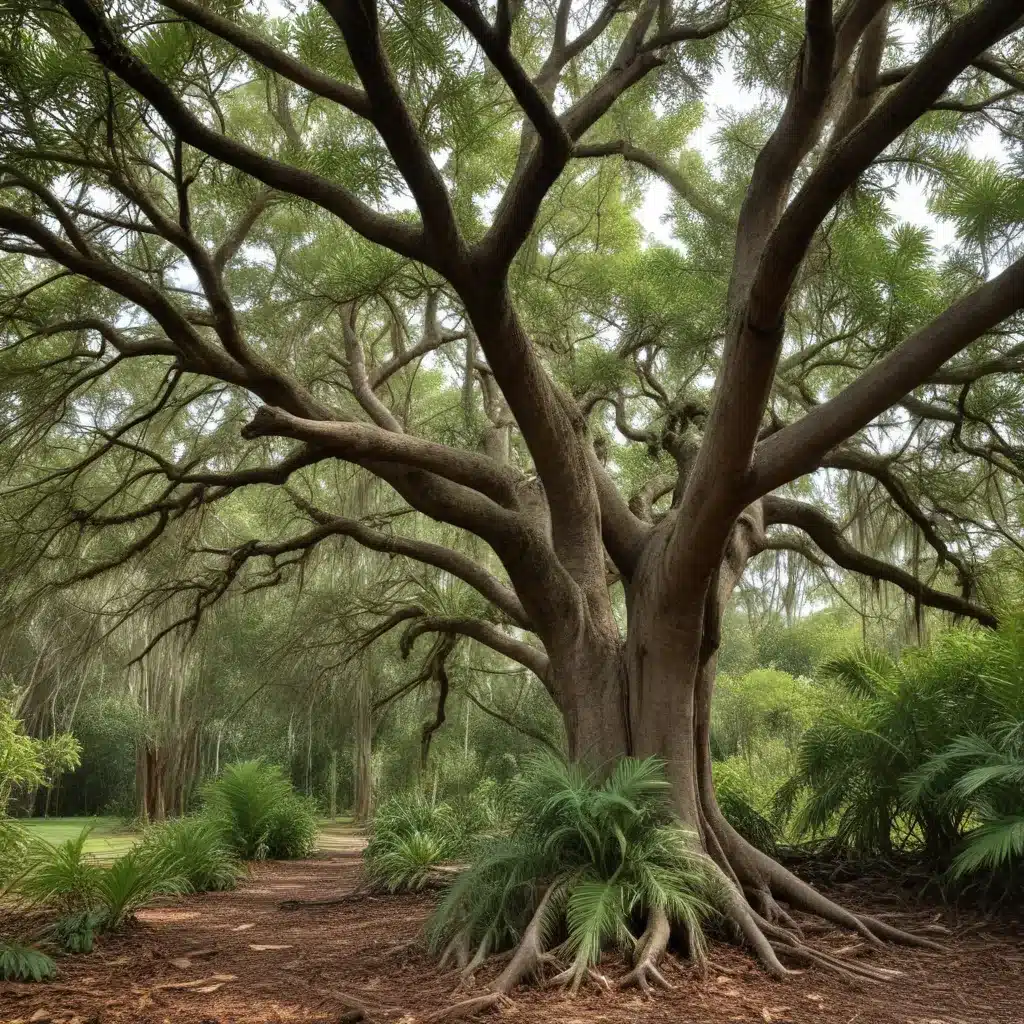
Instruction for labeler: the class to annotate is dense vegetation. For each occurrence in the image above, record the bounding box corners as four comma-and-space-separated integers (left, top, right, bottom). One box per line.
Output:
0, 0, 1021, 1007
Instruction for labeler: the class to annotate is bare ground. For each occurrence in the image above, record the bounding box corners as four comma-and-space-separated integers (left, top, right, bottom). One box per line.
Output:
1, 851, 1021, 1024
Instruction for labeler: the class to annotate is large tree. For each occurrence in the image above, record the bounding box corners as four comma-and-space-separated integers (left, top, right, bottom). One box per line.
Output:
2, 0, 1024, 991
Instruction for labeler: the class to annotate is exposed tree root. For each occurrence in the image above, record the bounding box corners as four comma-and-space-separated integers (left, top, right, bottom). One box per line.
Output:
426, 887, 555, 1022
428, 811, 946, 1019
617, 908, 675, 995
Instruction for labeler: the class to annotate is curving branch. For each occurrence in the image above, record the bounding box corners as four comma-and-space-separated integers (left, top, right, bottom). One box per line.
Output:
401, 615, 550, 683
58, 0, 428, 262
572, 140, 731, 226
761, 495, 996, 627
158, 0, 372, 118
751, 253, 1024, 496
291, 493, 531, 627
241, 404, 521, 507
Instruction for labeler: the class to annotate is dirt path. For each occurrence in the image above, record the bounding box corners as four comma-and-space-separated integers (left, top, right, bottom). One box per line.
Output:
1, 854, 1020, 1024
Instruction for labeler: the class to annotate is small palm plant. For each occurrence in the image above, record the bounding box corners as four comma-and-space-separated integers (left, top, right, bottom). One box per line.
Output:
203, 761, 319, 860
427, 755, 718, 1016
141, 816, 243, 892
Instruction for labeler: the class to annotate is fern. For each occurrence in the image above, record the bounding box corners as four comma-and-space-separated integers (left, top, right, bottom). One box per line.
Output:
0, 940, 56, 982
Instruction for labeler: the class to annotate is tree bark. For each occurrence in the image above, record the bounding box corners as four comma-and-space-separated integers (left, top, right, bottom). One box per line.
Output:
353, 671, 374, 823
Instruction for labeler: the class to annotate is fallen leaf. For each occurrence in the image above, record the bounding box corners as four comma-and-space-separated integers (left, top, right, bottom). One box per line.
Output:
29, 1010, 50, 1022
232, 923, 255, 932
183, 948, 217, 959
195, 983, 225, 994
724, 988, 741, 997
762, 1011, 773, 1022
805, 993, 824, 1002
169, 958, 191, 970
248, 944, 292, 951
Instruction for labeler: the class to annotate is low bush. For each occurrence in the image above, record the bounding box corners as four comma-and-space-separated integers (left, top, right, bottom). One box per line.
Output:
97, 848, 188, 929
365, 792, 465, 892
18, 829, 103, 913
0, 816, 29, 887
141, 816, 242, 892
0, 940, 56, 982
778, 623, 1024, 880
16, 827, 189, 951
427, 755, 718, 992
203, 761, 319, 860
364, 779, 514, 892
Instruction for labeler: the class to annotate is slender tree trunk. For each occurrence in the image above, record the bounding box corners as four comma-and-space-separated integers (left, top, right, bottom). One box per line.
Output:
353, 671, 373, 822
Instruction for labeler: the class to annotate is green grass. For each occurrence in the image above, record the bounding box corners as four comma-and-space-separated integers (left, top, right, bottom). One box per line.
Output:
18, 818, 138, 863
15, 816, 362, 863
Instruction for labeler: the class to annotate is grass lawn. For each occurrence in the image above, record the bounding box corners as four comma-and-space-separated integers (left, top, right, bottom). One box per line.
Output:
16, 815, 362, 861
18, 816, 138, 862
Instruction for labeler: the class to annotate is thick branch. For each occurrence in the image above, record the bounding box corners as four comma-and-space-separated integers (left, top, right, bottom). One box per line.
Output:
159, 0, 371, 117
59, 0, 427, 262
402, 616, 550, 681
751, 254, 1024, 495
241, 405, 521, 507
292, 494, 531, 627
573, 140, 731, 226
761, 495, 996, 626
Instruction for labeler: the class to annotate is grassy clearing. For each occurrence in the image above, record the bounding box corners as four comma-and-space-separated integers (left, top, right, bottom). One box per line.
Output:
15, 816, 361, 863
18, 818, 137, 863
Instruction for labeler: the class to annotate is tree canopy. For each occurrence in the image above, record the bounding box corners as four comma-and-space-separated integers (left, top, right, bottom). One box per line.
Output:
1, 0, 1023, 988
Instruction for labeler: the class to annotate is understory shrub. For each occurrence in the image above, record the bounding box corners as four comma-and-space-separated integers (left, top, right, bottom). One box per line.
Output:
0, 940, 56, 982
14, 827, 189, 952
203, 761, 319, 860
426, 755, 718, 988
364, 788, 495, 892
0, 816, 29, 886
778, 623, 1024, 878
141, 816, 242, 892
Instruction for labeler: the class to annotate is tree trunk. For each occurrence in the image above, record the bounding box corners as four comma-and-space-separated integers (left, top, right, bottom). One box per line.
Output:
353, 672, 373, 823
540, 509, 930, 976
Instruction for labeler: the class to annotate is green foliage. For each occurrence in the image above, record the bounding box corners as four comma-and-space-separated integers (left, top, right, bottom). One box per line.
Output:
97, 848, 188, 929
141, 816, 242, 892
713, 756, 780, 854
428, 755, 716, 986
51, 909, 106, 953
18, 828, 103, 913
779, 624, 1024, 878
712, 668, 815, 759
0, 815, 29, 885
0, 940, 56, 982
203, 761, 319, 861
18, 826, 189, 933
364, 787, 498, 892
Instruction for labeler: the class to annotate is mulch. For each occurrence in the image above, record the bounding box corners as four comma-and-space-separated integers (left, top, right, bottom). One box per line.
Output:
1, 854, 1021, 1024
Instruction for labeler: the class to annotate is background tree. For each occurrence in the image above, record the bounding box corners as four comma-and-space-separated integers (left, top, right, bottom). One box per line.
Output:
0, 0, 1022, 987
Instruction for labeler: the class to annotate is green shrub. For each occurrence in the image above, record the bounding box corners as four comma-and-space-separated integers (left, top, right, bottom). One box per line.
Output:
98, 848, 188, 929
18, 827, 188, 936
51, 909, 106, 953
141, 816, 242, 892
712, 668, 815, 760
0, 940, 56, 982
779, 623, 1024, 876
427, 755, 717, 989
0, 816, 29, 886
204, 761, 319, 860
364, 781, 513, 892
18, 829, 103, 913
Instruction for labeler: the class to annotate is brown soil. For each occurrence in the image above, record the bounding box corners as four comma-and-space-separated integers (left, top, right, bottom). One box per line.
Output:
1, 854, 1020, 1024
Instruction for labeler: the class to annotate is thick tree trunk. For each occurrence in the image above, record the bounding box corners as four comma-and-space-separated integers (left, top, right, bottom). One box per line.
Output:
541, 509, 933, 981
